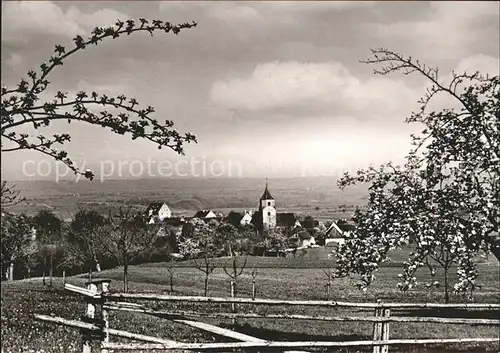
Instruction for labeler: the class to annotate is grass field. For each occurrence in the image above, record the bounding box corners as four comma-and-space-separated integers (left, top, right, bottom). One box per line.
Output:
1, 258, 499, 353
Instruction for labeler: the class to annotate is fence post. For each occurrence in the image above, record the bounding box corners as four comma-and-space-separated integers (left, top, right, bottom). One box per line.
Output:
372, 299, 382, 353
325, 271, 331, 300
101, 281, 110, 353
83, 282, 98, 353
381, 307, 390, 353
230, 280, 236, 327
251, 268, 257, 300
63, 270, 66, 286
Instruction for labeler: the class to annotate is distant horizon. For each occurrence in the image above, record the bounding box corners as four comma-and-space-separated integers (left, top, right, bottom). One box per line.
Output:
3, 174, 348, 183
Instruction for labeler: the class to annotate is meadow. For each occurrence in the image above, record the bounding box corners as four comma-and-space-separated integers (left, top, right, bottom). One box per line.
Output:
2, 178, 498, 352
1, 259, 499, 353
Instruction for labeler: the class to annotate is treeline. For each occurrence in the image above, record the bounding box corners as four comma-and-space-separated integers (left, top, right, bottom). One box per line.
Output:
1, 209, 171, 288
1, 208, 329, 291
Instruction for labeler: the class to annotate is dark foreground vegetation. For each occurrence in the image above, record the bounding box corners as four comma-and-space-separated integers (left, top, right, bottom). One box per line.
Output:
1, 263, 499, 353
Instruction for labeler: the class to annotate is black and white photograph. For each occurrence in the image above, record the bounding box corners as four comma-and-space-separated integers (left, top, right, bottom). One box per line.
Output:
1, 1, 499, 352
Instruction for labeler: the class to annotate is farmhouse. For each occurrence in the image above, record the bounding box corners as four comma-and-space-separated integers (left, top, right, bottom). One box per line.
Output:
193, 210, 217, 219
324, 219, 355, 247
226, 210, 254, 228
288, 229, 316, 248
145, 202, 172, 224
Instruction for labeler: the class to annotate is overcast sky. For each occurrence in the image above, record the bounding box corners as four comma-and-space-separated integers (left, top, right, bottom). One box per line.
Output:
1, 1, 499, 181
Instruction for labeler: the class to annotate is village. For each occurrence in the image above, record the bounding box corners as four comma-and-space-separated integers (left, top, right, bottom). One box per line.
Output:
144, 182, 355, 255
1, 1, 498, 352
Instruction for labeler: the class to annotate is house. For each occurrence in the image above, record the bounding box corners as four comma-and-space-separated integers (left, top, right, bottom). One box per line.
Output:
240, 210, 253, 226
226, 211, 243, 227
145, 202, 172, 224
324, 219, 355, 247
193, 210, 217, 219
288, 230, 316, 248
226, 210, 254, 228
277, 213, 302, 236
162, 217, 186, 227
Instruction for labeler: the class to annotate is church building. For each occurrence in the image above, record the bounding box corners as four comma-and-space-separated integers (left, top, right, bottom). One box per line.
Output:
252, 182, 302, 235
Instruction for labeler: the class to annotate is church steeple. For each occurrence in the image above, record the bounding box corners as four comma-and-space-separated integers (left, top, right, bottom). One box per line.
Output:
259, 179, 276, 231
260, 179, 274, 201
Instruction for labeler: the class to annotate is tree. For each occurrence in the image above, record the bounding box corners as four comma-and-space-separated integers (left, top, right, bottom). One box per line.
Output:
68, 209, 106, 272
178, 218, 224, 296
1, 213, 33, 280
218, 221, 249, 297
98, 207, 159, 292
259, 229, 288, 257
336, 48, 499, 300
314, 222, 328, 246
0, 181, 25, 210
302, 215, 316, 230
33, 210, 63, 286
217, 221, 240, 257
1, 18, 197, 180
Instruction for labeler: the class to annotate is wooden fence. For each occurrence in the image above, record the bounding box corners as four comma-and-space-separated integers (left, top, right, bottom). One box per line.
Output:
35, 279, 500, 353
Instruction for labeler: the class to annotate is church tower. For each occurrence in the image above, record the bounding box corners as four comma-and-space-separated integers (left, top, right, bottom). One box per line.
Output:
259, 181, 276, 231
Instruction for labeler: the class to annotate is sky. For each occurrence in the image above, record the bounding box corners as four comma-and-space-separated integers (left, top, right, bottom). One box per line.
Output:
1, 1, 499, 181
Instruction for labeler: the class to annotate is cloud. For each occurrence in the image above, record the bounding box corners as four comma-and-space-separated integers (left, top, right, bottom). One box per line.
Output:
371, 2, 499, 60
159, 1, 261, 23
66, 7, 130, 30
207, 4, 261, 22
209, 61, 417, 119
5, 53, 23, 67
159, 1, 374, 24
455, 54, 499, 77
2, 1, 83, 40
1, 1, 129, 42
262, 1, 376, 12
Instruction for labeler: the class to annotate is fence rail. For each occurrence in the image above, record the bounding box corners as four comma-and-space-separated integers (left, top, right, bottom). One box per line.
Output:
103, 303, 500, 325
101, 338, 500, 351
34, 280, 500, 353
103, 292, 500, 309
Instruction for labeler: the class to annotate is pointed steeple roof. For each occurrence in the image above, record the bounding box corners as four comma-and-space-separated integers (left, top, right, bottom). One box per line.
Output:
260, 180, 274, 200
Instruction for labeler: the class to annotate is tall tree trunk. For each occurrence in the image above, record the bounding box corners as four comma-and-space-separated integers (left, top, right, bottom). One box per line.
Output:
232, 256, 237, 295
49, 255, 53, 287
123, 262, 129, 293
204, 271, 209, 297
8, 262, 14, 281
444, 265, 450, 304
43, 257, 47, 285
